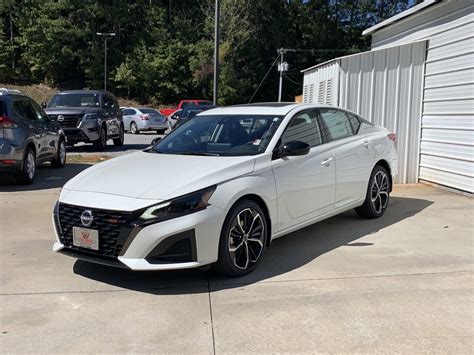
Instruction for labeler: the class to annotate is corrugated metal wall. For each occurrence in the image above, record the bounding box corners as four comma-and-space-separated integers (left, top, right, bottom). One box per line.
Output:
302, 62, 339, 105
338, 41, 427, 184
370, 1, 473, 192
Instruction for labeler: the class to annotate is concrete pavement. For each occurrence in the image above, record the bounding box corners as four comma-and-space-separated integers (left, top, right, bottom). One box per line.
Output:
0, 165, 473, 353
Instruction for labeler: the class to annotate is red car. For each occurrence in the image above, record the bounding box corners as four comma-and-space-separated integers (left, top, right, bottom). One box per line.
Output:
160, 99, 213, 117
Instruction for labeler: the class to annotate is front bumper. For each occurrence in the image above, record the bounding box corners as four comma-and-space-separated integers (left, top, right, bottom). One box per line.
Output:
52, 201, 225, 271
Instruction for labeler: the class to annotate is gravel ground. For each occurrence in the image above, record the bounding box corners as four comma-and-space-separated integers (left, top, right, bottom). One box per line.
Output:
66, 131, 165, 157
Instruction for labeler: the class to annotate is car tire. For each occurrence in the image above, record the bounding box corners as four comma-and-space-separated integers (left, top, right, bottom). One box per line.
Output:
18, 147, 36, 185
93, 125, 107, 151
213, 200, 268, 277
113, 125, 124, 146
130, 122, 138, 134
51, 138, 66, 168
355, 165, 390, 219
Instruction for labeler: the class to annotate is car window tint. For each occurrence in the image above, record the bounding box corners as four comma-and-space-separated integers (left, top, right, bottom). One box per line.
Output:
281, 110, 322, 147
13, 99, 38, 121
347, 113, 361, 134
123, 109, 133, 115
30, 100, 49, 122
319, 108, 353, 140
0, 100, 5, 115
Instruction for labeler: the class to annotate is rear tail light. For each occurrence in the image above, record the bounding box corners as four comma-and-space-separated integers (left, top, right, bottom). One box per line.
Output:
140, 114, 150, 120
388, 133, 397, 148
0, 115, 17, 128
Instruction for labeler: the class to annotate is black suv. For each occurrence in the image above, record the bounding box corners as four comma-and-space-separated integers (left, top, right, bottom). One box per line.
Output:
43, 90, 124, 150
0, 88, 66, 184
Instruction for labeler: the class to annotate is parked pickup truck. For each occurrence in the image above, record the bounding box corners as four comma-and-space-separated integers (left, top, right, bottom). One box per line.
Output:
160, 99, 212, 117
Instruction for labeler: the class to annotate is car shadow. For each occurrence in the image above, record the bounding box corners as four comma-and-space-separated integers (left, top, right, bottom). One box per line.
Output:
0, 163, 92, 191
73, 196, 433, 295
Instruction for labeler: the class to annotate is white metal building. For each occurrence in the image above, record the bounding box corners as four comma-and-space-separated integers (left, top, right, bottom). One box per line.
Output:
302, 0, 473, 193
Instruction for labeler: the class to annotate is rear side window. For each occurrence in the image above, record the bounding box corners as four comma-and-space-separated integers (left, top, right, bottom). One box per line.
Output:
123, 109, 135, 115
319, 108, 353, 141
346, 113, 361, 134
13, 99, 38, 121
281, 109, 322, 147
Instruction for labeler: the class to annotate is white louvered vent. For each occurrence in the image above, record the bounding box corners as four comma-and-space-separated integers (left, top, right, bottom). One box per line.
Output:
325, 79, 332, 104
317, 80, 326, 104
303, 85, 309, 103
309, 84, 315, 103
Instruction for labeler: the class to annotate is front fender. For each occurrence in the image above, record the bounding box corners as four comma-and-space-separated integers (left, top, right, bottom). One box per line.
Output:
210, 172, 278, 241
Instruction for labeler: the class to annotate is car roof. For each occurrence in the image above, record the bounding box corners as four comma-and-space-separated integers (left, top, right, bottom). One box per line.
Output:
199, 103, 337, 116
55, 90, 104, 95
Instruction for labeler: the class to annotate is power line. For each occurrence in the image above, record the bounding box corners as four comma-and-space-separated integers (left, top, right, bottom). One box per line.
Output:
248, 53, 281, 103
283, 73, 302, 86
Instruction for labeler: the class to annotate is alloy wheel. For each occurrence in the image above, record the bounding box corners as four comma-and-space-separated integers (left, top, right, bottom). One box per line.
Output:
59, 141, 66, 164
371, 171, 389, 214
228, 208, 265, 270
26, 151, 35, 179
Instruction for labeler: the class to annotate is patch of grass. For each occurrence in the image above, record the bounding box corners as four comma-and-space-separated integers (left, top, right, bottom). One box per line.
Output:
67, 154, 111, 164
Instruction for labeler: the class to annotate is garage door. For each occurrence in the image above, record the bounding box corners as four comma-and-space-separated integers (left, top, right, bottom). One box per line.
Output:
419, 17, 474, 193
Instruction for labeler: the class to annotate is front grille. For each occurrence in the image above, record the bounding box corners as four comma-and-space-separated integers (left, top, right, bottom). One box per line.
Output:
49, 114, 82, 128
58, 203, 133, 258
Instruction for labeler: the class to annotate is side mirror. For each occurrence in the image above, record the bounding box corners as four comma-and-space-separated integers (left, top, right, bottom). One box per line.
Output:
41, 102, 47, 109
276, 141, 310, 158
151, 137, 162, 145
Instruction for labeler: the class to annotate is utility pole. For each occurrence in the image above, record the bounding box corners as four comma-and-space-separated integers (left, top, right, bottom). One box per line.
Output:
96, 32, 116, 92
277, 48, 291, 102
213, 0, 220, 105
278, 48, 284, 102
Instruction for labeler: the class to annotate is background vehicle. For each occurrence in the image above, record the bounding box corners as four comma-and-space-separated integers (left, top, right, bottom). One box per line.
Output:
172, 105, 217, 129
121, 107, 168, 134
53, 103, 398, 276
160, 99, 213, 117
43, 90, 124, 151
0, 88, 66, 184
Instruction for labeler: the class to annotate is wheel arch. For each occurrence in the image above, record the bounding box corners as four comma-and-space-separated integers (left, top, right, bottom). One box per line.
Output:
374, 159, 392, 192
232, 194, 272, 246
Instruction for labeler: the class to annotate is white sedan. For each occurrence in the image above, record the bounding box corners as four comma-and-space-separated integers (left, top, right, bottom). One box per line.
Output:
52, 103, 398, 276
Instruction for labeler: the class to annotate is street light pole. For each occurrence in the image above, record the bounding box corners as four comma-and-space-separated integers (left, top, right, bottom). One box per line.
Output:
96, 32, 116, 92
213, 0, 220, 105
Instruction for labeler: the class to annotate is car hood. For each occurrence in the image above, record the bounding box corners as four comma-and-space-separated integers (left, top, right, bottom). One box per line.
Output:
63, 151, 257, 200
45, 107, 102, 115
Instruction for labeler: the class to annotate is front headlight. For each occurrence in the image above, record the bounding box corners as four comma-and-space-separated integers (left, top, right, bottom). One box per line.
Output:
138, 185, 217, 224
83, 113, 98, 120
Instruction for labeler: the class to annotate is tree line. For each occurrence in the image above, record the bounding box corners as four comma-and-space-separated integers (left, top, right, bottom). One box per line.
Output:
0, 0, 415, 105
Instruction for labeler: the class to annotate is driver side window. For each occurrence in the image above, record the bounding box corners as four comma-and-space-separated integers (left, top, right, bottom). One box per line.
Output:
280, 109, 322, 147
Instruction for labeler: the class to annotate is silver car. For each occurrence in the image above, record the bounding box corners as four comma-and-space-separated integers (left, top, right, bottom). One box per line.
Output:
121, 107, 168, 134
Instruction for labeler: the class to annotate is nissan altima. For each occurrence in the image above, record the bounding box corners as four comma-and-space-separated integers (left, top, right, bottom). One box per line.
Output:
52, 103, 398, 276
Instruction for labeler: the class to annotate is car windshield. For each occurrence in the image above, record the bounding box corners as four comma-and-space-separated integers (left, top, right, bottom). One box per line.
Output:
48, 93, 100, 108
151, 114, 283, 156
197, 101, 213, 106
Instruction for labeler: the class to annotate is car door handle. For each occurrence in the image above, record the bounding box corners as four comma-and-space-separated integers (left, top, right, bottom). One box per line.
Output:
363, 141, 370, 148
321, 157, 334, 166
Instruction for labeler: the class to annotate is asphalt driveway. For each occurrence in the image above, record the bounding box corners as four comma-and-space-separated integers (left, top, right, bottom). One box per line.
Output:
0, 164, 472, 353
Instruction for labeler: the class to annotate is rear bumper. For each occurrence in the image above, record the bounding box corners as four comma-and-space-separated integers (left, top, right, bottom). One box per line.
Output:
137, 121, 168, 131
0, 141, 23, 172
